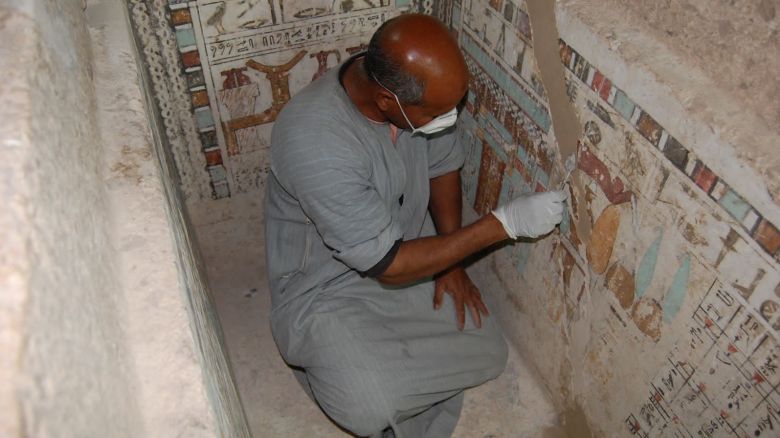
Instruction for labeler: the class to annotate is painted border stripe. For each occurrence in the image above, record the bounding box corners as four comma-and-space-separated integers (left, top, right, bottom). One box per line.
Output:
658, 130, 670, 151
176, 28, 196, 49
743, 209, 761, 233
612, 88, 635, 121
461, 34, 552, 132
168, 1, 187, 10
486, 113, 514, 144
662, 136, 689, 171
691, 160, 717, 193
170, 8, 192, 25
684, 155, 697, 177
753, 219, 780, 255
194, 106, 215, 130
200, 131, 217, 150
213, 181, 230, 199
207, 165, 227, 181
560, 38, 780, 259
709, 179, 728, 202
181, 50, 201, 69
719, 189, 751, 221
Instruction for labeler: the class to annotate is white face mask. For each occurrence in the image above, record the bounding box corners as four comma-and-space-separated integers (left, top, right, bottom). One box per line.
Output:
409, 107, 458, 135
373, 75, 459, 135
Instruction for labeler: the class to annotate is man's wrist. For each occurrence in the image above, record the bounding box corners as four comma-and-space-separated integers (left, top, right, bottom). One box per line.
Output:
450, 265, 466, 272
484, 212, 511, 242
438, 264, 465, 277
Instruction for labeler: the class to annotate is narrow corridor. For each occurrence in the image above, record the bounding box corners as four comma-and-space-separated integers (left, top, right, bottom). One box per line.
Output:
5, 0, 779, 436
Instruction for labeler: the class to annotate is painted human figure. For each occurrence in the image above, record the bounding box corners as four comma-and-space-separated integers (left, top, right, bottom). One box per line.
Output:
264, 14, 566, 437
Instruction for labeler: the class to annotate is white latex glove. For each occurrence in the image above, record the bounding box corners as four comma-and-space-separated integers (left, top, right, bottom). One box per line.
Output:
492, 190, 568, 239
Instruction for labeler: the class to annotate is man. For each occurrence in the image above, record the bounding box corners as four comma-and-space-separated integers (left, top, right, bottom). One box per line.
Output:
265, 13, 566, 437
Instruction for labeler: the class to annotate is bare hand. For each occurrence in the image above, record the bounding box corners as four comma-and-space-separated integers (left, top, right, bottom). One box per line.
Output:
433, 267, 489, 330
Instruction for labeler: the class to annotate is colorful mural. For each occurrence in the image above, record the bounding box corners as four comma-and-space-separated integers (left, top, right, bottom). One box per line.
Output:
163, 0, 403, 198
556, 38, 780, 438
449, 0, 780, 436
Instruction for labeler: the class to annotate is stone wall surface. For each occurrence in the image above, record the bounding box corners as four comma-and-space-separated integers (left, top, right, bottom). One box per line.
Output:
592, 0, 780, 164
1, 0, 249, 436
89, 0, 251, 436
0, 0, 144, 436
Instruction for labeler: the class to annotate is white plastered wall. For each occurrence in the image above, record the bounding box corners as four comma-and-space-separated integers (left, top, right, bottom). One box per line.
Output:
0, 0, 247, 436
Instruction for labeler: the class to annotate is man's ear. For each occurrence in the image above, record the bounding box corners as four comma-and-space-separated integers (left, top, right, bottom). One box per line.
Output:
375, 90, 395, 112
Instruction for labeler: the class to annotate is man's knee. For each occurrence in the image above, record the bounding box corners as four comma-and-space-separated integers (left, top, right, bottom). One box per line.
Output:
336, 397, 391, 437
488, 333, 509, 378
309, 372, 393, 437
481, 320, 509, 379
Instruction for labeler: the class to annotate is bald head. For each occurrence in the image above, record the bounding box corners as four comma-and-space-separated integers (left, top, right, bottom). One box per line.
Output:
365, 14, 469, 107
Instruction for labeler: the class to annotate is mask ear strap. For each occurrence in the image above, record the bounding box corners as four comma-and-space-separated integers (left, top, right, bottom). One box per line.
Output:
392, 94, 417, 133
371, 74, 417, 132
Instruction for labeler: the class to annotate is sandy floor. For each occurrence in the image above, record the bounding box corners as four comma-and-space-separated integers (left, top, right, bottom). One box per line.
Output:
191, 193, 563, 437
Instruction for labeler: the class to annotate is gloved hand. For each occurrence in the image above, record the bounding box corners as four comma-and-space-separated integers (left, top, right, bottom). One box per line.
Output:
492, 190, 568, 239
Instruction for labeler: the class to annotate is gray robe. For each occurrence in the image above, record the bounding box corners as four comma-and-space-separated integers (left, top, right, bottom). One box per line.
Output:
264, 63, 507, 437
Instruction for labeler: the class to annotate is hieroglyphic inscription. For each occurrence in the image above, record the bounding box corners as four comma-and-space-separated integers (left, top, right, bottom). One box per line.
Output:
180, 0, 403, 194
204, 9, 391, 63
626, 281, 780, 437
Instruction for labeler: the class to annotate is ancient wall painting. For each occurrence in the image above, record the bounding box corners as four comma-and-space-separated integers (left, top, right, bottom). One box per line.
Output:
453, 0, 569, 291
451, 0, 780, 431
555, 38, 780, 437
624, 279, 780, 437
635, 231, 663, 301
456, 1, 555, 206
166, 0, 404, 198
586, 204, 620, 274
220, 50, 307, 156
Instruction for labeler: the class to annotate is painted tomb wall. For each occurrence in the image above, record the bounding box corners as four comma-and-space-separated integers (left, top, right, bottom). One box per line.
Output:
129, 0, 432, 202
445, 0, 780, 436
